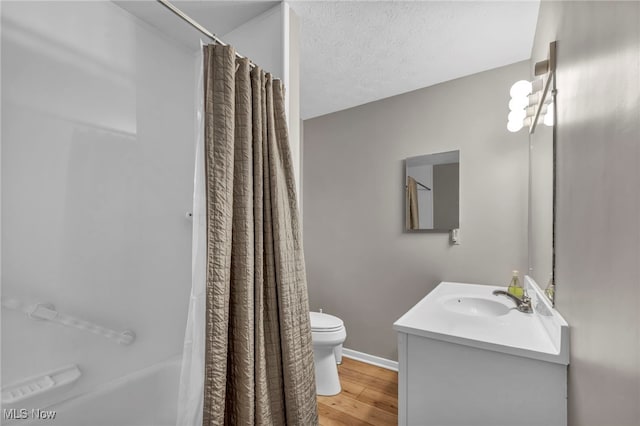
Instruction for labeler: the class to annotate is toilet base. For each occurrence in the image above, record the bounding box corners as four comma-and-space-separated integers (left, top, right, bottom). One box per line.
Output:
313, 345, 341, 396
334, 344, 343, 364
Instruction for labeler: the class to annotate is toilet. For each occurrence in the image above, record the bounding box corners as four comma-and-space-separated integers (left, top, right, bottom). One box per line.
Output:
310, 311, 346, 396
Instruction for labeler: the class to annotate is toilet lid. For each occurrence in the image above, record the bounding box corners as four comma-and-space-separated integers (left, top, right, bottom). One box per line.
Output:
310, 312, 344, 332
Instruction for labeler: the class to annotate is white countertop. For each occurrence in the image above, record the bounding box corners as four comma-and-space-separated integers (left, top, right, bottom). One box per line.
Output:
393, 280, 569, 365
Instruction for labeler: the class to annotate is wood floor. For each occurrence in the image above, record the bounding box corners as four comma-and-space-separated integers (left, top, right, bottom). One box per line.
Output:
318, 357, 398, 426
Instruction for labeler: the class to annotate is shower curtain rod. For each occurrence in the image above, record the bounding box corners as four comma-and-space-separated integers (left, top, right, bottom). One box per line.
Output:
416, 181, 431, 191
405, 180, 431, 191
156, 0, 256, 69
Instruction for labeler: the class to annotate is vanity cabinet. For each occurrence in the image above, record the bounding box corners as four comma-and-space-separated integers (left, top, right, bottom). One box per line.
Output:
394, 279, 569, 426
397, 333, 566, 426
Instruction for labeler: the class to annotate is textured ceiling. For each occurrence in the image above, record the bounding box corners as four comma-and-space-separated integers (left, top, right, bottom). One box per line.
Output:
289, 1, 540, 119
117, 1, 540, 120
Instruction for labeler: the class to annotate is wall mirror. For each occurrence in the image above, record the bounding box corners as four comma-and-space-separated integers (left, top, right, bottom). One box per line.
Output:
405, 150, 459, 232
528, 73, 555, 302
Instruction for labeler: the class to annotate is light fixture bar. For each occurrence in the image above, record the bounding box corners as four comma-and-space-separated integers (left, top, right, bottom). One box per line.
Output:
529, 41, 557, 134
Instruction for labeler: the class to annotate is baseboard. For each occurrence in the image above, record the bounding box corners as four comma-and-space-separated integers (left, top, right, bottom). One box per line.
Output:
341, 348, 398, 372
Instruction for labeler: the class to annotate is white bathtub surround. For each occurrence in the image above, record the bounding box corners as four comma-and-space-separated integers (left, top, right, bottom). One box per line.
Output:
1, 0, 196, 406
1, 299, 136, 346
394, 280, 569, 426
3, 358, 181, 426
2, 365, 82, 410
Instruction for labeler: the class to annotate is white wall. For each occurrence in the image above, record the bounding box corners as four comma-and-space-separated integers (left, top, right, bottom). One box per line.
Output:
222, 3, 302, 199
532, 2, 640, 425
1, 0, 195, 402
222, 4, 284, 81
303, 61, 530, 360
286, 5, 301, 203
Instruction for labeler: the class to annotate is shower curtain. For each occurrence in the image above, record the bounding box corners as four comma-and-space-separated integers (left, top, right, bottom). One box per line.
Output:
177, 44, 318, 426
407, 176, 420, 230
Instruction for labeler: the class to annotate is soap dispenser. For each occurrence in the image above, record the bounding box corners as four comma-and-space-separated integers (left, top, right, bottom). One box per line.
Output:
507, 270, 524, 298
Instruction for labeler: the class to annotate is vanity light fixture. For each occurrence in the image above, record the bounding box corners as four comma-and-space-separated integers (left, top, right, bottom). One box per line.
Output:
507, 41, 557, 133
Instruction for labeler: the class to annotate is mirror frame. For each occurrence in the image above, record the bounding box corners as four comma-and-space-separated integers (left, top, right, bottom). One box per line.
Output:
528, 41, 557, 305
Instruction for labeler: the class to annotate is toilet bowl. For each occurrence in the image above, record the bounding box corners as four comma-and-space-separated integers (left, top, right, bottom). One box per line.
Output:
310, 311, 346, 396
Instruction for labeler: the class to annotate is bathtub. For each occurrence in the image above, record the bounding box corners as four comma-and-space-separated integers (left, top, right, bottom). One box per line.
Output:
17, 357, 181, 426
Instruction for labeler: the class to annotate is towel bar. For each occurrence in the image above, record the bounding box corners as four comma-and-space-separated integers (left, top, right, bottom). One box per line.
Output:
2, 299, 135, 345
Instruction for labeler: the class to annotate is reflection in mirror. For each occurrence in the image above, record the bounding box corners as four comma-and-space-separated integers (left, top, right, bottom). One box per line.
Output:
405, 150, 459, 232
528, 74, 555, 303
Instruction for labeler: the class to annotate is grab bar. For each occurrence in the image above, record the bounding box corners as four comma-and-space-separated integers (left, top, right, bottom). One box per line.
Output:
2, 364, 82, 407
2, 299, 135, 345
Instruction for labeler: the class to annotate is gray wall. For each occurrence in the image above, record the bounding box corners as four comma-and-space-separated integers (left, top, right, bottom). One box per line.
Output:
528, 121, 553, 289
303, 61, 529, 360
533, 2, 640, 425
433, 163, 459, 230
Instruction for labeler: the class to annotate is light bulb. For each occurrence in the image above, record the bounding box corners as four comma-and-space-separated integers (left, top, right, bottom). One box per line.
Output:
508, 109, 526, 123
507, 120, 524, 132
509, 96, 528, 111
544, 103, 554, 126
510, 80, 532, 98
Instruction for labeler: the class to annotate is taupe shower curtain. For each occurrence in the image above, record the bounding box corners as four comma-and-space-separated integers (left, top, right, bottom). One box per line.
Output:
407, 176, 420, 230
201, 45, 318, 425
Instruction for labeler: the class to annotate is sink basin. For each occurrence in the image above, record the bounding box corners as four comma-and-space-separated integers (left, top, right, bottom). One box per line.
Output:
393, 280, 570, 365
441, 296, 510, 317
393, 280, 570, 426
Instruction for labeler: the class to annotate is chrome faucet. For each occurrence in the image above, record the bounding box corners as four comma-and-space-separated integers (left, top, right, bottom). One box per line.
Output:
492, 290, 533, 313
